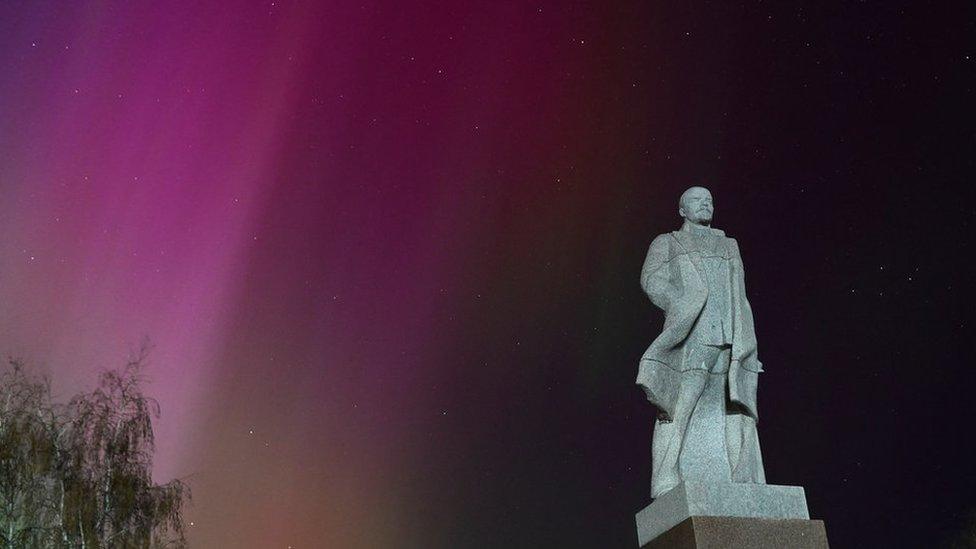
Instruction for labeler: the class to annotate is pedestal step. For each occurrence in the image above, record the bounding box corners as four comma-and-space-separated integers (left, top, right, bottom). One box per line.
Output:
641, 516, 829, 549
635, 481, 810, 545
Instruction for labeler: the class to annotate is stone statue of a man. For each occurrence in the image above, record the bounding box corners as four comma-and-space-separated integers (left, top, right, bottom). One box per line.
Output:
637, 186, 766, 498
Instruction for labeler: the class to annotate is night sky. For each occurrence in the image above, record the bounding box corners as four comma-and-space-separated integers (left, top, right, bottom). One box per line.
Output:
0, 1, 973, 547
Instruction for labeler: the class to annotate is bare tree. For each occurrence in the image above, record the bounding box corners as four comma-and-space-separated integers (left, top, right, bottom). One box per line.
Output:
0, 360, 60, 547
0, 345, 189, 548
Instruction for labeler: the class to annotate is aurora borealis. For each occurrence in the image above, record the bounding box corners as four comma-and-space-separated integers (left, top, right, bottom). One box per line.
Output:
0, 1, 974, 547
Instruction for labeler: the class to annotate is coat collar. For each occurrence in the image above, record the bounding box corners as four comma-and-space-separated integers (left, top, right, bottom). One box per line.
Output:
672, 224, 732, 266
680, 222, 725, 238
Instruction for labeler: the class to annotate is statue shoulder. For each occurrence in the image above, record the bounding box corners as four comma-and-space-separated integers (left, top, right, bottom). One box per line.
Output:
644, 233, 676, 263
726, 237, 744, 259
650, 233, 673, 247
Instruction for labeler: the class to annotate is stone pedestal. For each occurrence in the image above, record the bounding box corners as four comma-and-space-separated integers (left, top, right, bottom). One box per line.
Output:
641, 516, 829, 548
635, 482, 816, 547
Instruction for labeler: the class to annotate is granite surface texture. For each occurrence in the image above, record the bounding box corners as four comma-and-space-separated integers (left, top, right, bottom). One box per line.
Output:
636, 187, 765, 499
635, 481, 810, 546
633, 189, 824, 547
641, 516, 829, 549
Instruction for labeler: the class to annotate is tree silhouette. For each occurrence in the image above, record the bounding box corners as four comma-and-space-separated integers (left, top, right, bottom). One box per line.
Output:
0, 345, 189, 548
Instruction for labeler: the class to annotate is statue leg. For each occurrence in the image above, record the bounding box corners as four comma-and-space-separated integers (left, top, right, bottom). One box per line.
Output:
650, 356, 711, 498
725, 411, 766, 483
677, 346, 734, 484
723, 349, 766, 484
650, 416, 680, 498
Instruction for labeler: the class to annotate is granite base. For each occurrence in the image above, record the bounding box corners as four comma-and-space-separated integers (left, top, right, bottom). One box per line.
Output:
635, 481, 811, 546
641, 515, 828, 548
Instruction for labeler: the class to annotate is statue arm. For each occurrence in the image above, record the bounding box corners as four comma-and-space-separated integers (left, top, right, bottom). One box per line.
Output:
731, 239, 754, 315
730, 238, 762, 371
640, 234, 674, 311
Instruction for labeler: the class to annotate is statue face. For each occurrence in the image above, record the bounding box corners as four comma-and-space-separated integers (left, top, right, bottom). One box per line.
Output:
679, 187, 714, 225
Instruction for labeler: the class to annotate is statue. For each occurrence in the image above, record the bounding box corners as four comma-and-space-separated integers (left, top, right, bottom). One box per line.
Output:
633, 187, 826, 547
637, 186, 765, 498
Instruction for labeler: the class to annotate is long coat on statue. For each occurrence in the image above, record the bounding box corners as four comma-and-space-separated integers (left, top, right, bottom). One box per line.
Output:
636, 228, 762, 421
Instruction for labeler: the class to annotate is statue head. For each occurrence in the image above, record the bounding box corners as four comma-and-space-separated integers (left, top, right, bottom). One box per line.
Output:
678, 186, 713, 226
